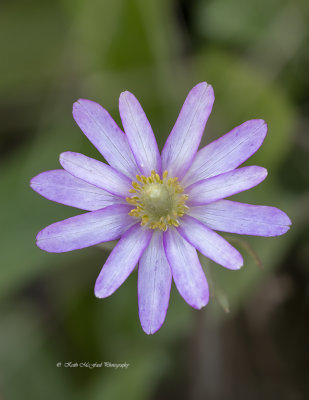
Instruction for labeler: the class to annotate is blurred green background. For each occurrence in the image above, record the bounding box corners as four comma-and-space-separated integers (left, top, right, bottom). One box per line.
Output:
0, 0, 308, 399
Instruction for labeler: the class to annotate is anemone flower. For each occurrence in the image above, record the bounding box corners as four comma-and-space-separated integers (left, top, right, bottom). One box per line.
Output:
30, 82, 291, 334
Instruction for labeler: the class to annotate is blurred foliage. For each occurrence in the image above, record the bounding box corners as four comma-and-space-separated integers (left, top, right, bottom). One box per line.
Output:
0, 0, 308, 399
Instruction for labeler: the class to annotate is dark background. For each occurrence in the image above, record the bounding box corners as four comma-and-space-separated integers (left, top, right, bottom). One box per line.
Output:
0, 0, 308, 399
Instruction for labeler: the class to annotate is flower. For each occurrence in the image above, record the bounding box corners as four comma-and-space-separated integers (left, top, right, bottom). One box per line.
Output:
30, 82, 291, 334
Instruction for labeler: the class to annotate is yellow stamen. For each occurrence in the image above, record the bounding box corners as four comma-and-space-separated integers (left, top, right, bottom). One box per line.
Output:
126, 170, 189, 231
132, 181, 141, 190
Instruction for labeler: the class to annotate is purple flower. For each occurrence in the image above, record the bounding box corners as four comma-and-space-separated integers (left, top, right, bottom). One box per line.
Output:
30, 82, 291, 334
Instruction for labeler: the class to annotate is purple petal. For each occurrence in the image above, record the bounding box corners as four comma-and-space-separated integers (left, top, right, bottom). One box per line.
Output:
36, 204, 134, 253
95, 224, 153, 298
119, 91, 161, 176
138, 230, 172, 334
182, 119, 267, 187
163, 228, 209, 309
186, 166, 267, 206
161, 82, 214, 180
188, 200, 292, 237
177, 215, 243, 270
30, 169, 124, 211
59, 152, 131, 198
73, 99, 138, 179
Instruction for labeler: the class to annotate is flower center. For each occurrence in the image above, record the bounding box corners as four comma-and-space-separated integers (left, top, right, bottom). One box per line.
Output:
126, 170, 189, 231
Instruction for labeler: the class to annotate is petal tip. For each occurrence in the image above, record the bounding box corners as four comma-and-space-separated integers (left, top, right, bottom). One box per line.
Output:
252, 166, 268, 181
195, 81, 207, 88
284, 213, 292, 227
30, 171, 47, 189
253, 118, 267, 127
283, 224, 292, 234
119, 91, 138, 109
273, 213, 292, 236
73, 98, 95, 109
119, 90, 132, 101
235, 251, 244, 269
94, 272, 113, 298
94, 281, 117, 299
35, 229, 60, 253
35, 228, 45, 242
59, 151, 73, 166
253, 119, 268, 138
187, 289, 209, 310
197, 297, 209, 310
94, 281, 106, 299
190, 298, 209, 310
59, 151, 70, 159
72, 99, 105, 123
261, 119, 268, 130
261, 168, 268, 182
141, 324, 160, 335
228, 253, 244, 270
194, 81, 214, 95
35, 236, 51, 253
29, 176, 38, 190
236, 262, 244, 270
36, 241, 47, 252
194, 81, 209, 88
72, 98, 89, 115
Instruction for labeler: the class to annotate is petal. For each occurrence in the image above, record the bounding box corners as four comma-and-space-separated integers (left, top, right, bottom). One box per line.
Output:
73, 99, 138, 179
36, 204, 134, 253
163, 228, 209, 309
177, 215, 243, 270
30, 169, 124, 211
138, 230, 172, 335
95, 224, 153, 298
188, 200, 292, 237
59, 152, 131, 198
186, 166, 267, 206
161, 82, 214, 180
119, 91, 161, 176
182, 119, 267, 187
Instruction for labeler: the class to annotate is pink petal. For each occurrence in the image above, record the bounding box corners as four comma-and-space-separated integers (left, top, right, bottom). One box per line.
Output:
138, 230, 172, 334
161, 82, 214, 180
30, 169, 124, 211
163, 228, 209, 309
73, 99, 138, 179
36, 204, 134, 253
186, 166, 267, 206
182, 119, 267, 187
95, 225, 153, 298
119, 91, 161, 176
59, 152, 131, 198
188, 200, 291, 237
177, 215, 243, 270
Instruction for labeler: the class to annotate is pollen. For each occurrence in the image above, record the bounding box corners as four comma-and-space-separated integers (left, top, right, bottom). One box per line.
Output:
126, 170, 189, 231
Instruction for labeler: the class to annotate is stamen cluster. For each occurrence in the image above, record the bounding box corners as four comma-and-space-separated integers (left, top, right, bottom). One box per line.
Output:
126, 170, 189, 231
